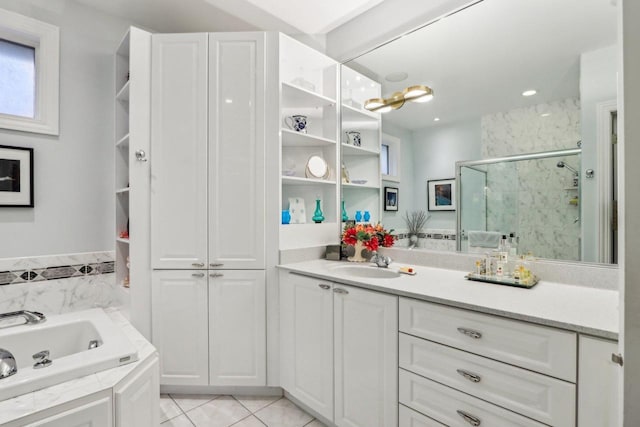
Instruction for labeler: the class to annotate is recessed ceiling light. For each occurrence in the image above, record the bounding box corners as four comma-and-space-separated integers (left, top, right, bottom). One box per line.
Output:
225, 99, 233, 104
541, 113, 551, 117
434, 117, 440, 122
522, 89, 537, 97
385, 72, 408, 82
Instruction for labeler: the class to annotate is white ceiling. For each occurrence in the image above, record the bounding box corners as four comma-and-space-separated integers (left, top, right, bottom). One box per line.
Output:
349, 0, 618, 130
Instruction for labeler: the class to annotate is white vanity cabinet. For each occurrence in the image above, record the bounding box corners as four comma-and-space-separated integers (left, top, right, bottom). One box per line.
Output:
21, 393, 113, 427
150, 32, 266, 270
114, 356, 160, 427
578, 336, 620, 427
280, 272, 398, 427
152, 269, 266, 387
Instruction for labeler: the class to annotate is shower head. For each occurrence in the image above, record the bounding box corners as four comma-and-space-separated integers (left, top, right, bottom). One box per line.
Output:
557, 161, 578, 175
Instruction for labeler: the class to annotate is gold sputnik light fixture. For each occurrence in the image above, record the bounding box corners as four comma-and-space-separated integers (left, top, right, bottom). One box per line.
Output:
364, 84, 433, 113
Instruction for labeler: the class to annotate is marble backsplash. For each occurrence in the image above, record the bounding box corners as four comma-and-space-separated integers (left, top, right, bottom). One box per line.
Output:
0, 251, 121, 315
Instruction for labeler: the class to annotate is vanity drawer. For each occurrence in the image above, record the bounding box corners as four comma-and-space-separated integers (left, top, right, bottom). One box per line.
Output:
399, 405, 445, 427
399, 333, 575, 426
399, 298, 577, 381
399, 369, 549, 427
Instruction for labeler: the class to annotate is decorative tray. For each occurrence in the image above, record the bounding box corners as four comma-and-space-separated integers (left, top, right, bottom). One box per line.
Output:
465, 272, 539, 289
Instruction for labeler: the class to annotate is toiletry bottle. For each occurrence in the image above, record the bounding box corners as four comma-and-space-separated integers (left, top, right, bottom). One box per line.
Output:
509, 232, 518, 257
499, 235, 509, 264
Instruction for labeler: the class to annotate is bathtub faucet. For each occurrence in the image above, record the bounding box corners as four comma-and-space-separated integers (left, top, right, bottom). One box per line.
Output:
0, 310, 46, 326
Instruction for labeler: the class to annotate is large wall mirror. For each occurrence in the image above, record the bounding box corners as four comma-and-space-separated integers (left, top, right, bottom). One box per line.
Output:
344, 0, 618, 264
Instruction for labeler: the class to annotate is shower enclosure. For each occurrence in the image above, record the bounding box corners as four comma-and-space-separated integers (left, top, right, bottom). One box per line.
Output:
456, 148, 581, 261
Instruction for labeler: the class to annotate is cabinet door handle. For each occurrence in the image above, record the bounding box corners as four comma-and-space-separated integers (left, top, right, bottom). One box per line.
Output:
192, 262, 205, 268
192, 273, 205, 278
318, 284, 331, 290
209, 273, 224, 278
135, 149, 148, 162
210, 263, 224, 267
333, 288, 349, 295
457, 369, 482, 383
457, 410, 481, 426
457, 327, 482, 339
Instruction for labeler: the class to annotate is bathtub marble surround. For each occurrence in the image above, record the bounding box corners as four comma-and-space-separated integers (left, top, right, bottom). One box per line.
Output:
0, 309, 156, 425
0, 251, 120, 315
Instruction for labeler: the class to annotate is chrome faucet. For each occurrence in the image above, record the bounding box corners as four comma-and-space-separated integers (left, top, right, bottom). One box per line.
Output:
0, 348, 17, 379
371, 252, 392, 268
0, 310, 46, 327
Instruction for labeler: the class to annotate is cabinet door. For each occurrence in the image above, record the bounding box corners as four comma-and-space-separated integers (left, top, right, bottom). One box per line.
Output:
24, 395, 112, 427
208, 32, 266, 269
151, 33, 208, 269
578, 336, 620, 427
280, 272, 334, 421
152, 270, 209, 385
334, 285, 398, 427
209, 270, 266, 385
114, 356, 160, 427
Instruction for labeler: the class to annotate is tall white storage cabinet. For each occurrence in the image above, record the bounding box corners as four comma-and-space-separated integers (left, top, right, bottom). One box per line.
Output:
150, 32, 267, 387
280, 272, 398, 427
114, 27, 152, 339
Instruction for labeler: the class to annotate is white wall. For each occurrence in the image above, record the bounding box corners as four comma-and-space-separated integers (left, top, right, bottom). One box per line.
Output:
579, 45, 618, 262
380, 121, 414, 231
0, 0, 133, 257
411, 119, 481, 230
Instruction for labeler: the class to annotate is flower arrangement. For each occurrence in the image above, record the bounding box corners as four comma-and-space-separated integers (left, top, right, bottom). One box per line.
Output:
342, 223, 395, 252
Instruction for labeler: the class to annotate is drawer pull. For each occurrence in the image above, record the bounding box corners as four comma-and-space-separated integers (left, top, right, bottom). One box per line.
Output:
334, 288, 349, 295
192, 273, 205, 278
209, 273, 224, 278
192, 262, 205, 267
210, 263, 223, 267
457, 410, 481, 426
456, 369, 482, 383
318, 284, 331, 290
457, 327, 482, 339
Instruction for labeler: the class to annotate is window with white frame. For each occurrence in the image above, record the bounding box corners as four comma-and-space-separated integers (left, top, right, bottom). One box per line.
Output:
0, 8, 59, 135
381, 133, 401, 181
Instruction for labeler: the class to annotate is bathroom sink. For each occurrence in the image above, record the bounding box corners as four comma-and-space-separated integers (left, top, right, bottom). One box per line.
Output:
330, 265, 401, 279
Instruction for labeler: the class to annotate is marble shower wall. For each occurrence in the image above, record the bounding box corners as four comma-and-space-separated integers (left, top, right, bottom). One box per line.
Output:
0, 251, 121, 315
481, 98, 581, 261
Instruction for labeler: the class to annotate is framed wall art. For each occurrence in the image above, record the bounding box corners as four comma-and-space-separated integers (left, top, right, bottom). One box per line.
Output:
0, 145, 34, 207
384, 186, 398, 211
428, 178, 455, 211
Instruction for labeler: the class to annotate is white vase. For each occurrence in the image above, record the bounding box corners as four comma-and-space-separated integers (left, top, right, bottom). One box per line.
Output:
348, 241, 368, 262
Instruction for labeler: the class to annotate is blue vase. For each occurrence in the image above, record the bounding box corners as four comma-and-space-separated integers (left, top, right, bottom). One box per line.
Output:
312, 199, 325, 223
355, 211, 362, 222
282, 210, 291, 224
364, 211, 371, 222
341, 201, 348, 222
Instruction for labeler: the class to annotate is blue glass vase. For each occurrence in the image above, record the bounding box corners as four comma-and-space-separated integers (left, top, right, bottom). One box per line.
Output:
355, 210, 362, 222
341, 201, 348, 222
281, 210, 291, 224
312, 199, 325, 223
364, 210, 371, 222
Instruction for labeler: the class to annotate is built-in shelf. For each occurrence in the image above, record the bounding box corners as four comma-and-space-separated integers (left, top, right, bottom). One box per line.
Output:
342, 103, 379, 122
116, 238, 130, 244
343, 182, 380, 189
342, 143, 379, 156
282, 128, 336, 147
116, 134, 130, 148
282, 82, 336, 108
282, 176, 337, 186
116, 81, 130, 102
116, 187, 130, 194
280, 222, 340, 250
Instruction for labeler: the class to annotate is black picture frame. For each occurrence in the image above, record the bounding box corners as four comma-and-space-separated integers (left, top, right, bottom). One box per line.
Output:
427, 178, 455, 211
384, 186, 399, 211
0, 145, 34, 208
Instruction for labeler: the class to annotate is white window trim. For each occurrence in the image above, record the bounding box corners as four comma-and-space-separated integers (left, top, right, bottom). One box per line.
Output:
0, 8, 59, 135
381, 133, 401, 182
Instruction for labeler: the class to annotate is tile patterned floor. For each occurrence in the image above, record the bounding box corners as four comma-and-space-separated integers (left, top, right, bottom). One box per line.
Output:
160, 394, 327, 427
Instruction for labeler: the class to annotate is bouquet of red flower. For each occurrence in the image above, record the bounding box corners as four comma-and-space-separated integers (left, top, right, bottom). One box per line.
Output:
341, 223, 395, 252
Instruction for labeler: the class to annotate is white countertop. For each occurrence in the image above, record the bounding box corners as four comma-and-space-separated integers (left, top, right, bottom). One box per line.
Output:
0, 309, 157, 425
278, 259, 619, 340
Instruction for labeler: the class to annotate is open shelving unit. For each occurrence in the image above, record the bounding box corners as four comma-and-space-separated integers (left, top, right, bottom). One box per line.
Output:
279, 34, 340, 250
340, 66, 382, 225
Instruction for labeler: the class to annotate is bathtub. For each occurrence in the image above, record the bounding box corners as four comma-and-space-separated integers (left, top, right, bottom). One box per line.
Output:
0, 308, 138, 401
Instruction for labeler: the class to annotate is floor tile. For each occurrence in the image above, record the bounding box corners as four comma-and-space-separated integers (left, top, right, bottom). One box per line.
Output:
160, 394, 183, 423
162, 413, 196, 426
186, 395, 252, 427
304, 420, 327, 427
171, 393, 220, 413
254, 398, 313, 427
233, 395, 282, 413
230, 415, 267, 427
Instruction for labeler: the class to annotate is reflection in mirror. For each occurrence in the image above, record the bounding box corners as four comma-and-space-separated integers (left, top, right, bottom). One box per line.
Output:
346, 0, 618, 264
